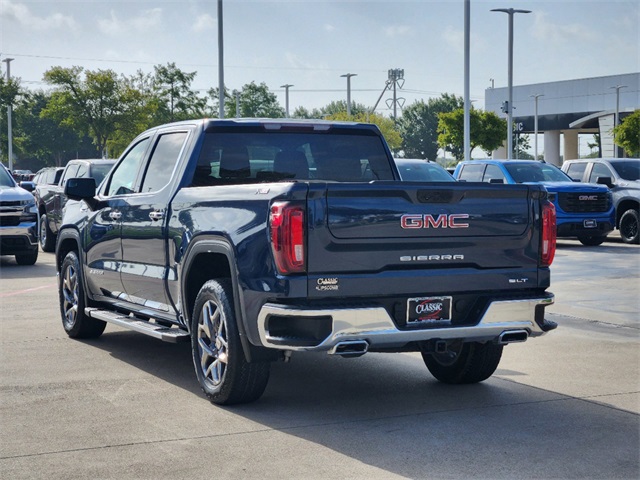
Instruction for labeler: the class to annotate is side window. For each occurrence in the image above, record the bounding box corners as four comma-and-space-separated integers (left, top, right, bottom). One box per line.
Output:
107, 138, 150, 196
140, 132, 188, 193
60, 164, 80, 187
483, 164, 506, 183
565, 163, 587, 181
589, 163, 613, 183
76, 165, 89, 178
458, 164, 485, 182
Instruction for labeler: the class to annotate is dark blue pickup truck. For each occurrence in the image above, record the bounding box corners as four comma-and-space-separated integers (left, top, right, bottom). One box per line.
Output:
56, 119, 557, 405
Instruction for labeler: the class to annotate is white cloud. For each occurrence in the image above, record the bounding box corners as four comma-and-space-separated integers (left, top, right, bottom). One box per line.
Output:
531, 11, 596, 43
324, 24, 335, 32
0, 0, 76, 31
192, 13, 215, 33
384, 25, 412, 38
98, 8, 163, 37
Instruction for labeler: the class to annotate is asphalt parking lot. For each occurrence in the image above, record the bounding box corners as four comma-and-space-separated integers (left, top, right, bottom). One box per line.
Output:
1, 237, 638, 480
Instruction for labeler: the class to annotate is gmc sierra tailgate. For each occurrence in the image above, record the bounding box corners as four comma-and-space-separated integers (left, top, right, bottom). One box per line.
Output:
305, 182, 547, 297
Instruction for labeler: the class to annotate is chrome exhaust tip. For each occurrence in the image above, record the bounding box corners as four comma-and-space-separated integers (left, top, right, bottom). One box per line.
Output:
498, 330, 529, 345
329, 340, 369, 357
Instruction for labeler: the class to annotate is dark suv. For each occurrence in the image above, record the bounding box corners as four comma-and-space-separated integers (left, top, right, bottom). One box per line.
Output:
562, 158, 639, 244
35, 159, 115, 251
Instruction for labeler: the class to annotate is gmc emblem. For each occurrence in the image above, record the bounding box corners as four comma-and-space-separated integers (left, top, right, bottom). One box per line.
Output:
401, 214, 470, 229
579, 195, 598, 201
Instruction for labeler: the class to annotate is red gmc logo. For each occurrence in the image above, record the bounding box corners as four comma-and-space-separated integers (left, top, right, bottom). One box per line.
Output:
401, 214, 470, 229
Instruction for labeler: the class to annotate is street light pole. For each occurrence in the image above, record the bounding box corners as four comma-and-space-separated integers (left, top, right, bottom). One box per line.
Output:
281, 84, 293, 117
2, 58, 14, 171
217, 0, 225, 119
610, 85, 627, 157
340, 73, 357, 116
530, 94, 543, 161
491, 8, 531, 160
463, 0, 471, 161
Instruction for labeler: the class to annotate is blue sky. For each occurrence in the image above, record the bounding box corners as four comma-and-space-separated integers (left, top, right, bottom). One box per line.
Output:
1, 0, 639, 115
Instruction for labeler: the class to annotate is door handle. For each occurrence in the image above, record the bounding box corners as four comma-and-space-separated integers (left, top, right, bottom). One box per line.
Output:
149, 211, 164, 221
109, 211, 122, 220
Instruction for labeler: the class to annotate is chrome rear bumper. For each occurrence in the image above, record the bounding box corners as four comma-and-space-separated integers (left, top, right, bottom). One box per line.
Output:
256, 294, 555, 352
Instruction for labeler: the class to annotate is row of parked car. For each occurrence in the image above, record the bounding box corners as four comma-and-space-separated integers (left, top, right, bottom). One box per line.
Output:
0, 159, 115, 265
1, 154, 638, 266
396, 157, 639, 245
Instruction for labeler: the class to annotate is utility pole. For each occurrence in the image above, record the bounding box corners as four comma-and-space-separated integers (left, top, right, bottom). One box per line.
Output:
217, 0, 225, 118
281, 84, 293, 117
491, 8, 531, 160
340, 73, 357, 116
2, 58, 14, 171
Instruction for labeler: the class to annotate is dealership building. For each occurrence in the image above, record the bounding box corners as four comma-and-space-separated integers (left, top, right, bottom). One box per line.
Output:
485, 72, 639, 164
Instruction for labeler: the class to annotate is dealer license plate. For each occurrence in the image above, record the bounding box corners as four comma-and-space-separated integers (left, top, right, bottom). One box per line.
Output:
407, 296, 452, 324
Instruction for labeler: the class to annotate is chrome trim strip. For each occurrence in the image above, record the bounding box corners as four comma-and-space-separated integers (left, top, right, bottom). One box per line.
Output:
257, 295, 554, 351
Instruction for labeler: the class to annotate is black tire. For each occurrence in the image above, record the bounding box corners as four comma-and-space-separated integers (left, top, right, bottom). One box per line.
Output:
422, 340, 503, 384
59, 250, 106, 338
619, 208, 639, 244
15, 248, 38, 265
578, 235, 606, 246
39, 212, 56, 252
191, 279, 270, 405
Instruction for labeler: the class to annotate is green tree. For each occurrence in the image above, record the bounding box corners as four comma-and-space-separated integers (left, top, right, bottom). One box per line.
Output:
325, 111, 402, 151
613, 109, 640, 156
41, 66, 144, 155
227, 82, 285, 118
15, 90, 88, 167
152, 62, 205, 123
437, 108, 507, 160
397, 94, 464, 160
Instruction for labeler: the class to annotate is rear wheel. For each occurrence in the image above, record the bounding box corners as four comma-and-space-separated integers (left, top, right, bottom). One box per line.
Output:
619, 208, 639, 244
578, 235, 606, 246
59, 250, 106, 338
422, 340, 503, 384
39, 213, 56, 252
191, 279, 270, 405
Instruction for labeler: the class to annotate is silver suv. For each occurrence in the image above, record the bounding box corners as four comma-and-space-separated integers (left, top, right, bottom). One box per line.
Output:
0, 164, 39, 265
562, 158, 639, 244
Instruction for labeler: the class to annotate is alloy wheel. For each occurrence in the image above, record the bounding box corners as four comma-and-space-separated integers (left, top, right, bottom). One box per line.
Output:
197, 300, 229, 387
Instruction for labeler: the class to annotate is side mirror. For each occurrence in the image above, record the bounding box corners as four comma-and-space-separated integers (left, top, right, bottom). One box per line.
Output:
65, 177, 101, 210
596, 176, 613, 188
19, 181, 35, 192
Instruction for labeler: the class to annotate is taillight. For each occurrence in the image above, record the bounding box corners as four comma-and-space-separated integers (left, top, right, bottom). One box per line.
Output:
270, 202, 305, 274
541, 200, 556, 267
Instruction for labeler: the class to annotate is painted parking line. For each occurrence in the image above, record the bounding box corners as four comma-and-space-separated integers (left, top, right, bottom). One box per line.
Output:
0, 284, 56, 298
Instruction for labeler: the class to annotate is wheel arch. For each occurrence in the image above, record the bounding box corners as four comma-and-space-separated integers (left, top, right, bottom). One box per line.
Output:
181, 237, 265, 362
615, 199, 639, 227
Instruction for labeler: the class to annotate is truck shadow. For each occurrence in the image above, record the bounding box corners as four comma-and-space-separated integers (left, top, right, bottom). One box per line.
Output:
85, 331, 638, 478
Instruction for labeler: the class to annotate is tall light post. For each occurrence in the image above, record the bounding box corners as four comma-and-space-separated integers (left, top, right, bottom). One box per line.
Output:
610, 84, 626, 157
2, 58, 14, 171
491, 8, 531, 160
281, 84, 293, 117
217, 0, 225, 118
463, 0, 471, 161
530, 93, 544, 160
341, 73, 357, 116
